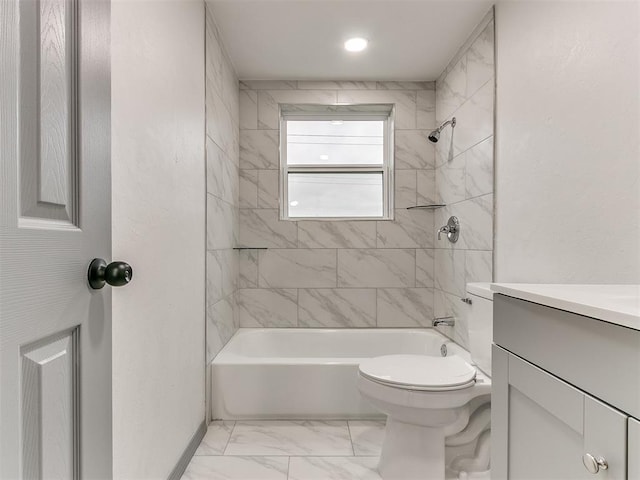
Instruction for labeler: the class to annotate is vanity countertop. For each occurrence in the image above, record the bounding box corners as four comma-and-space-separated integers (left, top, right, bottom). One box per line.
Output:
490, 283, 640, 331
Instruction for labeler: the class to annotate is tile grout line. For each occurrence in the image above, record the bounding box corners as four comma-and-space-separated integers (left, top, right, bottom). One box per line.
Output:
222, 421, 236, 455
346, 421, 356, 456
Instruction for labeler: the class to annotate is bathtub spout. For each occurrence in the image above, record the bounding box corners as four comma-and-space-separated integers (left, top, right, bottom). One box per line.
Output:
433, 316, 455, 327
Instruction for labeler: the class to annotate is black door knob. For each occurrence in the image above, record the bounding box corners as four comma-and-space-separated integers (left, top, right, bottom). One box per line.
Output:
88, 258, 133, 290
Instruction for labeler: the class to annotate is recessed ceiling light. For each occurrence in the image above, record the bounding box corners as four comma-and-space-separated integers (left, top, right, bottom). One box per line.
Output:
319, 154, 329, 160
290, 200, 299, 207
344, 37, 368, 53
330, 120, 344, 126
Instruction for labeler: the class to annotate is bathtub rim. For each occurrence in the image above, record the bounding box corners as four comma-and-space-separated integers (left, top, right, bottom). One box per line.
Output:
212, 327, 471, 366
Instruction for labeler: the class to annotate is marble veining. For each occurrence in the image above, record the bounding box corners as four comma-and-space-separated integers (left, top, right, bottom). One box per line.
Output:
376, 209, 433, 249
465, 250, 493, 284
207, 137, 238, 205
455, 194, 493, 251
205, 2, 241, 364
377, 288, 434, 327
336, 90, 417, 130
238, 249, 258, 288
239, 90, 258, 130
465, 136, 494, 199
417, 90, 437, 129
240, 80, 297, 90
288, 457, 382, 480
466, 21, 495, 99
235, 81, 457, 333
240, 130, 279, 170
434, 249, 466, 297
394, 170, 417, 209
298, 289, 376, 328
194, 421, 235, 456
434, 289, 469, 348
451, 79, 494, 157
183, 420, 390, 480
297, 221, 376, 249
258, 90, 337, 129
436, 152, 466, 205
239, 209, 297, 248
207, 250, 224, 306
207, 249, 237, 304
432, 16, 495, 327
348, 421, 386, 456
207, 90, 237, 159
337, 249, 416, 288
225, 421, 353, 456
207, 295, 237, 362
205, 10, 224, 101
238, 289, 297, 328
297, 81, 376, 90
183, 456, 289, 480
416, 169, 437, 205
376, 81, 434, 91
258, 170, 279, 208
436, 56, 467, 123
258, 249, 337, 288
416, 249, 435, 288
239, 169, 258, 208
207, 195, 235, 250
395, 131, 434, 169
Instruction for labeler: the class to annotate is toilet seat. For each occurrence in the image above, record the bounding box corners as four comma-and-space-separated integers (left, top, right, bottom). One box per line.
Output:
359, 354, 476, 391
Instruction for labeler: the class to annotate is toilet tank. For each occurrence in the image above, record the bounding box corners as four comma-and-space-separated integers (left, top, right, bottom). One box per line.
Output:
466, 283, 494, 377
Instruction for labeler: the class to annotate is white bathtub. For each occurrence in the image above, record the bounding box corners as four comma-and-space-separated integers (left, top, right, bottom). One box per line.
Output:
211, 328, 470, 420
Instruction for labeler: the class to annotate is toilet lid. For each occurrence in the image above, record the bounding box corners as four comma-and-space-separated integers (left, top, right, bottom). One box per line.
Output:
359, 354, 476, 391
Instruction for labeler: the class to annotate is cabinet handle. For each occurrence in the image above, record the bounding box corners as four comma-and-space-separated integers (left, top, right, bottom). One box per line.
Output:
583, 453, 608, 474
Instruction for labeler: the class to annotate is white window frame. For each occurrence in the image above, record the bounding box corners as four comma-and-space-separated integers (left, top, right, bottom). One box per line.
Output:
279, 104, 395, 221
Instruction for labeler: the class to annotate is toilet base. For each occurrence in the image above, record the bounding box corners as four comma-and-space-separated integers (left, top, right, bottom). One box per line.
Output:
378, 418, 445, 480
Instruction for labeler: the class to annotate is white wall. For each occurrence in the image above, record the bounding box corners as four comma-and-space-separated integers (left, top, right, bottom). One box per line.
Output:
494, 1, 640, 283
111, 1, 206, 478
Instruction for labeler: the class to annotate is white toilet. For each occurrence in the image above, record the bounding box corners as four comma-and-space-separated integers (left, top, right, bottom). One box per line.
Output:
358, 283, 494, 480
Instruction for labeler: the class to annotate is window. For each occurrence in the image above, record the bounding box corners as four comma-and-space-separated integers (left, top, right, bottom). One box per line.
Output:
279, 104, 394, 220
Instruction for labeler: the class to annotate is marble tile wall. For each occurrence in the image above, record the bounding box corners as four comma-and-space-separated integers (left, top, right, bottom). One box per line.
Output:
433, 14, 495, 348
205, 4, 240, 364
238, 81, 438, 329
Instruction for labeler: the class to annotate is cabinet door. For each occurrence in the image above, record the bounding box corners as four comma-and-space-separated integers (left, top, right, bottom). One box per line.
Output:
492, 346, 627, 479
630, 418, 640, 480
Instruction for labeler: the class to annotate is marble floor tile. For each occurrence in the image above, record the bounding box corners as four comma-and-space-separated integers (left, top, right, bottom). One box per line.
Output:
225, 421, 353, 456
348, 421, 386, 456
182, 455, 288, 480
288, 456, 382, 480
194, 421, 235, 456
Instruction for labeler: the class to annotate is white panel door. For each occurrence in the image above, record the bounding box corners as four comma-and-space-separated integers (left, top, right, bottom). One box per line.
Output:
0, 0, 113, 478
492, 347, 628, 480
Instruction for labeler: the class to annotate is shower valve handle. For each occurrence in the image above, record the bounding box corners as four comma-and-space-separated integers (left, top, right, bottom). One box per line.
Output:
437, 216, 460, 243
437, 225, 450, 240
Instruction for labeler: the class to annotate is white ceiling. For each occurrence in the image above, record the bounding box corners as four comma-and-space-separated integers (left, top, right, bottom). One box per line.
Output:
207, 0, 494, 81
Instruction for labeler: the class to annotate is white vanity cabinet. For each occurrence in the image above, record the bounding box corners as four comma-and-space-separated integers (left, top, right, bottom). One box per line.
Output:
630, 418, 640, 479
493, 346, 627, 479
491, 289, 640, 480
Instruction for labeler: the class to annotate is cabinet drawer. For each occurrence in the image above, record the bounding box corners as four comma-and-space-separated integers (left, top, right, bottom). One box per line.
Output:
494, 294, 640, 418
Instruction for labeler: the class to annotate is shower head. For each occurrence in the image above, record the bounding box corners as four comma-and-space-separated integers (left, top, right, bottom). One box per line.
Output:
428, 117, 456, 143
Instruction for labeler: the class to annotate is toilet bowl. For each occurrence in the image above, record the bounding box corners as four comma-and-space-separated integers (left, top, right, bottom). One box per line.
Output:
358, 283, 494, 480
